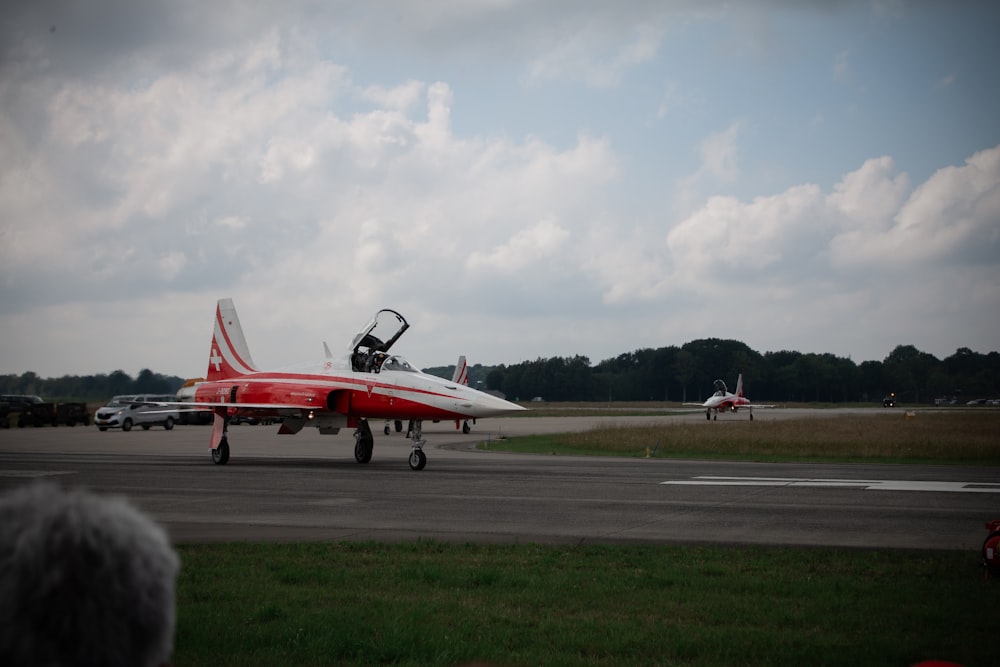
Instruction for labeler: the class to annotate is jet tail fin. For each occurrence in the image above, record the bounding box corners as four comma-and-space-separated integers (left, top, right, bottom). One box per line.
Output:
206, 298, 258, 381
735, 374, 744, 398
452, 355, 469, 385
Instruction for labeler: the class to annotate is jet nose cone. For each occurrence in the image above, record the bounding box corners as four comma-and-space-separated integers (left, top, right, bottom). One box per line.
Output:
462, 390, 525, 417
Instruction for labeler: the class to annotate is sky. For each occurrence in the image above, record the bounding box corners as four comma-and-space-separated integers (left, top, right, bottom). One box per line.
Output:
2, 0, 999, 380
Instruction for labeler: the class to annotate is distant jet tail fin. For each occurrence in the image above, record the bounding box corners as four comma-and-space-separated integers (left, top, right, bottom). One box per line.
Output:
735, 373, 744, 398
206, 298, 258, 381
452, 355, 469, 385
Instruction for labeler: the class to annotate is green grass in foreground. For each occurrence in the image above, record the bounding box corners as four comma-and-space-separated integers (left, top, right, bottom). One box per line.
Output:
484, 412, 1000, 465
174, 541, 998, 666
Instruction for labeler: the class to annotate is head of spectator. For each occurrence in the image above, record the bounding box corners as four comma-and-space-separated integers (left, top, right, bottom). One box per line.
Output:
0, 482, 180, 667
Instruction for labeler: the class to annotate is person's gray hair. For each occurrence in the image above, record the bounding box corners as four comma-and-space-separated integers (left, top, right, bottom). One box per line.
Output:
0, 482, 179, 667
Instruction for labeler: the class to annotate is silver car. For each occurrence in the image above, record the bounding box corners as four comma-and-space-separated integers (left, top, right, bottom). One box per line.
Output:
95, 394, 180, 432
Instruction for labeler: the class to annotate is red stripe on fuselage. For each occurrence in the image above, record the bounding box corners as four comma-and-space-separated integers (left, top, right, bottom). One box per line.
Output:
194, 372, 471, 421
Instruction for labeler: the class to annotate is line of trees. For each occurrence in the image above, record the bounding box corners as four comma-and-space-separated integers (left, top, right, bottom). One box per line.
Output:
431, 341, 1000, 404
3, 341, 997, 405
0, 370, 185, 403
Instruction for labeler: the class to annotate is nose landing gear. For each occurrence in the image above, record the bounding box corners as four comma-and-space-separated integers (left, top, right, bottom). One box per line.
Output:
407, 419, 426, 471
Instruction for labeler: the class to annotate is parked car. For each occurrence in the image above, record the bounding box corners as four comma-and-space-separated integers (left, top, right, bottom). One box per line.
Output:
1, 394, 57, 427
56, 402, 90, 426
1, 394, 44, 410
94, 395, 179, 432
1, 394, 90, 426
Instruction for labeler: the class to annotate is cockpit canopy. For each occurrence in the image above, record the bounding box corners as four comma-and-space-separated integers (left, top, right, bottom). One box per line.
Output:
350, 309, 410, 372
712, 379, 728, 396
380, 355, 416, 373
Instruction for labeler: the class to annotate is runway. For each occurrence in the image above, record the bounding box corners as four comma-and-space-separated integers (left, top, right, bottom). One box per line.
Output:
1, 412, 997, 550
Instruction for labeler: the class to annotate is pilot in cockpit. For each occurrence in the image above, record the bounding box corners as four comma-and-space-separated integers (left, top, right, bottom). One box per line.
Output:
712, 379, 728, 396
370, 351, 388, 373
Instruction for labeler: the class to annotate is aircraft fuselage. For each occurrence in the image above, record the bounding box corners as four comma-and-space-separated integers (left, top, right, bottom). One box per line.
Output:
194, 365, 516, 428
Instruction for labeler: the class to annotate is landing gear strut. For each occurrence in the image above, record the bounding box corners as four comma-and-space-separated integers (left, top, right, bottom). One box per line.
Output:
407, 419, 427, 471
383, 419, 404, 435
354, 419, 374, 464
211, 409, 231, 464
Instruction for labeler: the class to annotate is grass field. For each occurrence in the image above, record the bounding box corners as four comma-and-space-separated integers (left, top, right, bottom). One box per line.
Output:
484, 411, 1000, 465
170, 410, 1000, 666
174, 541, 999, 666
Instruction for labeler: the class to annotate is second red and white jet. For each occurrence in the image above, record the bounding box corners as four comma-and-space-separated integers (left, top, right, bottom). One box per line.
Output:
687, 374, 773, 421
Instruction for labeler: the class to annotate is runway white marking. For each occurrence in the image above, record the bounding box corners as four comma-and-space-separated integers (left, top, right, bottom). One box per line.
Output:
0, 470, 74, 478
661, 476, 1000, 493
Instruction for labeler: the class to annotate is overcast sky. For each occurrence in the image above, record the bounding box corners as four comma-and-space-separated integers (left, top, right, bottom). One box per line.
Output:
2, 0, 998, 379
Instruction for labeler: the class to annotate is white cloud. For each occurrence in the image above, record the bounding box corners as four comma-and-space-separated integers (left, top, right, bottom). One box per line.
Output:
827, 156, 910, 231
466, 218, 571, 273
258, 137, 317, 183
362, 80, 426, 111
665, 146, 1000, 295
157, 251, 187, 281
528, 23, 662, 87
673, 121, 746, 216
579, 223, 669, 304
698, 121, 744, 183
665, 182, 827, 294
416, 82, 454, 147
831, 145, 1000, 268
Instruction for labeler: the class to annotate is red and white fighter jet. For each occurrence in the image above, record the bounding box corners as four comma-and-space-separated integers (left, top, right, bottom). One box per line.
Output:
687, 374, 773, 421
187, 298, 524, 470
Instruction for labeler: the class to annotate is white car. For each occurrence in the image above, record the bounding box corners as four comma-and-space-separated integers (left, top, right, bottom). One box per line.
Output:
94, 394, 180, 432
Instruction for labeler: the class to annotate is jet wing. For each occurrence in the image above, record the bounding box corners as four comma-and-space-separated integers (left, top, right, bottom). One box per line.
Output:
144, 400, 308, 413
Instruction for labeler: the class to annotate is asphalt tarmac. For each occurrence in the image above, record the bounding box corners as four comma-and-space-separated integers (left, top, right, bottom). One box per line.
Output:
1, 410, 997, 550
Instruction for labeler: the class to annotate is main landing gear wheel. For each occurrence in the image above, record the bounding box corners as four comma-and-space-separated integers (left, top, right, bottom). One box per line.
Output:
354, 419, 374, 464
462, 420, 471, 434
355, 439, 373, 463
212, 439, 230, 465
409, 448, 427, 471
